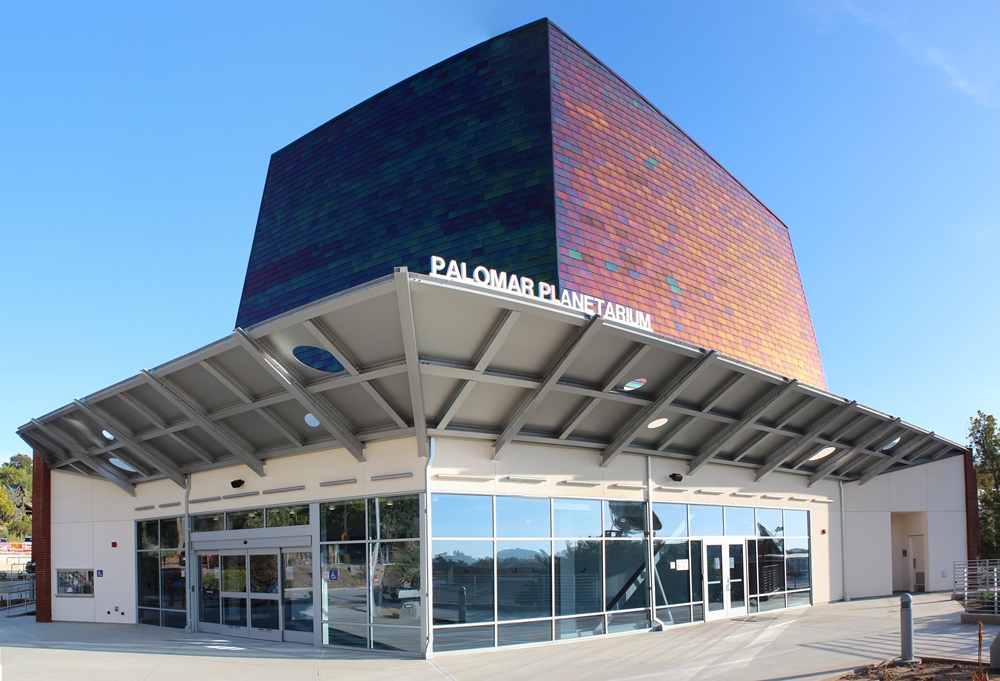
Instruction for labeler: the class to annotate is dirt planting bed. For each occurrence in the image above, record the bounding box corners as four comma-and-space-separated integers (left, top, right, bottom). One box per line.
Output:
836, 659, 989, 680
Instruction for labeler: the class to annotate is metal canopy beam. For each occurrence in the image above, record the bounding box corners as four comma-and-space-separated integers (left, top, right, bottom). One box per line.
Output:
493, 315, 604, 460
755, 400, 856, 481
859, 430, 936, 485
807, 417, 901, 487
395, 269, 429, 458
141, 369, 267, 476
792, 412, 866, 470
233, 330, 365, 463
202, 358, 304, 447
29, 419, 136, 497
558, 343, 650, 440
437, 309, 521, 430
688, 379, 799, 475
73, 399, 187, 488
601, 351, 717, 467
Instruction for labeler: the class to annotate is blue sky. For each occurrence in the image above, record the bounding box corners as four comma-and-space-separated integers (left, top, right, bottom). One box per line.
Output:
1, 0, 997, 461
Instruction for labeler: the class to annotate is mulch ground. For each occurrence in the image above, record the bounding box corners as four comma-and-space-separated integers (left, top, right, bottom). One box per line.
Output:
837, 659, 989, 680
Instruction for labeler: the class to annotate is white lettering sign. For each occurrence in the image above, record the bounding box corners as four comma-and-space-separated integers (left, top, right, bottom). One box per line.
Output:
428, 255, 653, 331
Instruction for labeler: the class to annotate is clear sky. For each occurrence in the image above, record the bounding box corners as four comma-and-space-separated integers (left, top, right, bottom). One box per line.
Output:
1, 0, 997, 461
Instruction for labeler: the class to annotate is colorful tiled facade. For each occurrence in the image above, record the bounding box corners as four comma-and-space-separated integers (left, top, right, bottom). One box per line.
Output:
236, 19, 826, 388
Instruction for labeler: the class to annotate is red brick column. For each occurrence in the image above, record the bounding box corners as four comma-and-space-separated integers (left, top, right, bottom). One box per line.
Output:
965, 447, 981, 561
32, 452, 51, 623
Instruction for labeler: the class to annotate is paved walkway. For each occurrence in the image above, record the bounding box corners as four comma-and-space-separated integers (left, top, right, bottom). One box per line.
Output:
0, 594, 993, 681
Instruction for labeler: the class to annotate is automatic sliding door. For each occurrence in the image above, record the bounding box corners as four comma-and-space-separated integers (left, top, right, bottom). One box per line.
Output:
221, 553, 249, 636
282, 550, 314, 644
199, 553, 221, 633
249, 550, 281, 641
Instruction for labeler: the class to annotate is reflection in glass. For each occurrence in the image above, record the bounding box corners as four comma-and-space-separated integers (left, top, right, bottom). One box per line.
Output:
756, 508, 783, 537
138, 521, 158, 550
138, 552, 159, 607
747, 540, 758, 596
729, 543, 744, 610
372, 625, 422, 653
192, 514, 223, 533
324, 623, 368, 648
222, 555, 247, 593
251, 598, 279, 630
222, 597, 247, 627
200, 554, 220, 624
784, 510, 809, 537
787, 590, 810, 608
432, 540, 494, 624
653, 503, 688, 538
689, 505, 723, 536
497, 540, 551, 620
372, 541, 421, 624
250, 553, 279, 594
499, 621, 552, 646
555, 614, 605, 640
369, 495, 420, 540
162, 610, 186, 628
785, 538, 810, 590
160, 551, 186, 610
605, 501, 646, 538
266, 505, 309, 528
757, 539, 785, 593
554, 540, 603, 616
758, 592, 786, 611
433, 494, 493, 538
321, 544, 368, 623
226, 509, 264, 531
707, 544, 723, 611
496, 496, 549, 538
606, 540, 648, 611
553, 499, 602, 538
724, 507, 754, 536
658, 605, 692, 626
607, 610, 650, 633
138, 608, 159, 625
160, 518, 184, 549
653, 540, 690, 606
434, 625, 494, 651
321, 499, 366, 542
690, 540, 703, 603
283, 550, 313, 633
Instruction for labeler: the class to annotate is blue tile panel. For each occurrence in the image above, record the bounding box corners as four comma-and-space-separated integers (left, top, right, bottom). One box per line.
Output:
236, 21, 557, 328
548, 24, 827, 388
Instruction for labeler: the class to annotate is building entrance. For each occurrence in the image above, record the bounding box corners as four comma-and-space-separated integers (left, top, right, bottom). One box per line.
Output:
197, 549, 313, 644
703, 541, 748, 621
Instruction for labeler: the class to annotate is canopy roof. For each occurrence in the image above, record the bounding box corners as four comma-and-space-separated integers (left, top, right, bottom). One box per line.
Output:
18, 270, 964, 497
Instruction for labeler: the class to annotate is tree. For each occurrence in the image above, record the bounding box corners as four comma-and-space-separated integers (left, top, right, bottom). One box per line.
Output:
972, 412, 1000, 559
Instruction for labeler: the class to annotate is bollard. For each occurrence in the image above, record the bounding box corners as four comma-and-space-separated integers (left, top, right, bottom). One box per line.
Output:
457, 586, 467, 624
898, 593, 918, 664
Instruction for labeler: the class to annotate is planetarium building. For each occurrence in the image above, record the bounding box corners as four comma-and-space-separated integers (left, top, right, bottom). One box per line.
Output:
21, 20, 975, 656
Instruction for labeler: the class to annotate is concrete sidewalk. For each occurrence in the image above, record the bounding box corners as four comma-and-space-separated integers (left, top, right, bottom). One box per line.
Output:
0, 594, 992, 681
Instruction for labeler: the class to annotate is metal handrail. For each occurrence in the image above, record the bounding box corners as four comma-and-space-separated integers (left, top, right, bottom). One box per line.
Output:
955, 560, 1000, 614
0, 577, 36, 616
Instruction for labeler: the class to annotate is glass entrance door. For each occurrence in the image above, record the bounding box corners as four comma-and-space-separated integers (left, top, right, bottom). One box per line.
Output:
704, 542, 748, 621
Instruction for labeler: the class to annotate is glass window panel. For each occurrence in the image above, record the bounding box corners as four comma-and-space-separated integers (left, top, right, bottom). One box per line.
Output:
199, 554, 220, 624
372, 541, 421, 624
692, 602, 704, 622
283, 550, 312, 589
747, 540, 758, 596
758, 593, 786, 612
757, 539, 785, 593
432, 540, 494, 624
657, 605, 692, 626
138, 553, 159, 607
284, 590, 314, 633
653, 540, 691, 606
707, 545, 724, 611
729, 543, 745, 610
607, 609, 651, 633
497, 540, 551, 620
690, 540, 703, 603
222, 597, 247, 626
160, 551, 186, 610
321, 499, 366, 542
605, 501, 646, 538
553, 498, 602, 538
689, 505, 723, 536
433, 494, 493, 538
555, 614, 605, 640
56, 569, 94, 596
784, 510, 809, 537
160, 517, 184, 549
369, 495, 419, 540
283, 549, 313, 632
137, 521, 158, 550
265, 505, 309, 528
162, 610, 186, 629
192, 514, 223, 533
433, 625, 495, 652
606, 540, 648, 611
138, 608, 160, 625
498, 620, 552, 646
787, 590, 811, 608
250, 598, 279, 630
554, 540, 603, 616
756, 508, 783, 537
785, 538, 810, 590
321, 544, 368, 623
372, 625, 422, 653
496, 496, 549, 538
249, 553, 279, 594
226, 509, 264, 531
323, 622, 368, 648
724, 507, 754, 536
652, 503, 688, 538
222, 555, 247, 593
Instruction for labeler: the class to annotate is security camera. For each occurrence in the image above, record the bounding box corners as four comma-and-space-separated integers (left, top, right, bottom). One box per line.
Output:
669, 473, 684, 483
231, 479, 245, 489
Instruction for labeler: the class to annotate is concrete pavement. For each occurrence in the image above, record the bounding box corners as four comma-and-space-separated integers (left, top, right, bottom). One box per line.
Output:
0, 593, 992, 681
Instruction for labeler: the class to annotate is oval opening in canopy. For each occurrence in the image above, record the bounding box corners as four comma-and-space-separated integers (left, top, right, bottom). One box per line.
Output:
109, 457, 136, 473
292, 345, 345, 373
622, 378, 646, 392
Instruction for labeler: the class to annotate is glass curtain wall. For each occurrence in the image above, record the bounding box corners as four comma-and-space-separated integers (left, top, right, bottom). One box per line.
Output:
651, 503, 704, 625
431, 494, 652, 653
751, 508, 811, 612
319, 494, 421, 653
136, 516, 186, 628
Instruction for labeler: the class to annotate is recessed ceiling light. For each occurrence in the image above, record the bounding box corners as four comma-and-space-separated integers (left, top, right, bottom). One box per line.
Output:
304, 413, 321, 428
647, 417, 669, 429
623, 377, 646, 391
109, 457, 136, 472
102, 429, 115, 441
810, 446, 837, 461
882, 436, 901, 451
